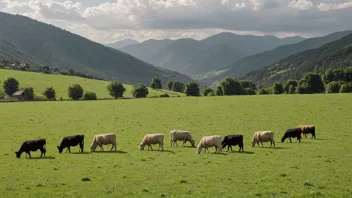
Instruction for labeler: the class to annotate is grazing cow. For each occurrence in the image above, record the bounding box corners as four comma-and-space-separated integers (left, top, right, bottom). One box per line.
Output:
139, 134, 164, 151
281, 128, 302, 143
251, 131, 275, 147
299, 125, 316, 139
90, 134, 116, 152
57, 135, 84, 153
15, 139, 46, 158
221, 135, 244, 152
170, 130, 195, 147
197, 136, 222, 154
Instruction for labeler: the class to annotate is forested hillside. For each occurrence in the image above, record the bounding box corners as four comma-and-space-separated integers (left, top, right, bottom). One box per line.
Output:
201, 31, 352, 82
238, 33, 352, 87
0, 12, 192, 85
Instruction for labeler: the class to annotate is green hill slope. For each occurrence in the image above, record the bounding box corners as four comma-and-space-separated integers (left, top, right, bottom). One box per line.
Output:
201, 30, 352, 82
0, 69, 184, 99
238, 33, 352, 87
0, 12, 192, 85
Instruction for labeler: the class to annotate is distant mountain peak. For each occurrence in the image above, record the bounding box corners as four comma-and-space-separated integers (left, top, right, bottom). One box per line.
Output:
107, 39, 139, 49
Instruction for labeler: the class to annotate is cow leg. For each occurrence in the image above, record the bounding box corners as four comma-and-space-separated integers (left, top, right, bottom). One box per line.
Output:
28, 152, 31, 159
68, 147, 71, 153
40, 148, 45, 157
289, 138, 292, 143
261, 142, 264, 147
79, 143, 83, 153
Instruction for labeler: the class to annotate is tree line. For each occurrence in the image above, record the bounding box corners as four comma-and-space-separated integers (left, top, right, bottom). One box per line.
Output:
0, 59, 104, 81
0, 78, 150, 101
2, 68, 351, 101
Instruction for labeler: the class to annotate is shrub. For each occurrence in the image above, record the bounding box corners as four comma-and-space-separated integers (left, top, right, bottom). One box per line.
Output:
272, 83, 284, 94
3, 77, 19, 96
167, 81, 174, 90
25, 87, 34, 100
208, 91, 216, 96
296, 85, 307, 94
172, 81, 184, 93
43, 87, 56, 100
284, 80, 298, 93
216, 86, 223, 96
220, 77, 242, 95
150, 77, 162, 90
299, 73, 325, 93
0, 90, 5, 99
68, 84, 84, 100
244, 88, 257, 95
184, 82, 200, 96
107, 81, 125, 99
288, 85, 296, 94
339, 83, 352, 93
239, 80, 256, 90
258, 88, 269, 95
326, 81, 343, 93
202, 86, 214, 96
132, 84, 149, 98
83, 92, 97, 100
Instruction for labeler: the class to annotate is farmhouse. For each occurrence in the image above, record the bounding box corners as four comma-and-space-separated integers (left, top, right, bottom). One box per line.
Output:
12, 88, 29, 100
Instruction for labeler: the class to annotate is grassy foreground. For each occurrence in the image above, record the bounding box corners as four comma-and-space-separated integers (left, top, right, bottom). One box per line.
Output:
0, 69, 183, 99
0, 95, 351, 197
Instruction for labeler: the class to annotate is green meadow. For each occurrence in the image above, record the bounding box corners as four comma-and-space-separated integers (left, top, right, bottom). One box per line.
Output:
0, 69, 183, 99
0, 94, 352, 197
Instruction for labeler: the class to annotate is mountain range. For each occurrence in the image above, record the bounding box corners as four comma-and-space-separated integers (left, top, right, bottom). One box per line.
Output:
0, 12, 192, 85
106, 39, 139, 49
116, 33, 305, 76
237, 33, 352, 87
200, 30, 352, 83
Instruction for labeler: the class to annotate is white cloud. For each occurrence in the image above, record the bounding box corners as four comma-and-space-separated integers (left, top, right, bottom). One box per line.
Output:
0, 0, 351, 43
317, 1, 352, 11
288, 0, 314, 10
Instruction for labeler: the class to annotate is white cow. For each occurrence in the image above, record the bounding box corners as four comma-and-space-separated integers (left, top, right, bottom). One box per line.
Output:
251, 131, 275, 147
139, 134, 164, 151
90, 133, 117, 152
170, 130, 195, 147
197, 136, 222, 154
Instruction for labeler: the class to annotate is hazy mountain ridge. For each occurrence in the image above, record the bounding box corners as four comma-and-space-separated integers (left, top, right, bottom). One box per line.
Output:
118, 32, 305, 75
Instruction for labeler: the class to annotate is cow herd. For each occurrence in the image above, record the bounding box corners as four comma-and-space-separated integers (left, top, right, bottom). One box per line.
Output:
14, 125, 316, 158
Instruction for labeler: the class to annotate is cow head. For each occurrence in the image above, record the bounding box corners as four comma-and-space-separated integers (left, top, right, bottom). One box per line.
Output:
197, 146, 202, 154
15, 151, 21, 158
139, 144, 145, 150
90, 144, 97, 152
251, 141, 256, 147
190, 139, 195, 147
57, 146, 64, 153
281, 136, 286, 143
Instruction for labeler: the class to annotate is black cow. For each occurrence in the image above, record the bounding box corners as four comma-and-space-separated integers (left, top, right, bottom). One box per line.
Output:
15, 139, 46, 158
57, 135, 84, 153
221, 135, 244, 152
281, 128, 302, 143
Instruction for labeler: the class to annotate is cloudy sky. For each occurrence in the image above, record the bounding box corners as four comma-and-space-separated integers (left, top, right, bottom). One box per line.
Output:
0, 0, 351, 44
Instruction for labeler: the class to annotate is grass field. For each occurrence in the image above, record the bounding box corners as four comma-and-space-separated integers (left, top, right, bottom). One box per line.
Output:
0, 69, 183, 99
0, 94, 351, 197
